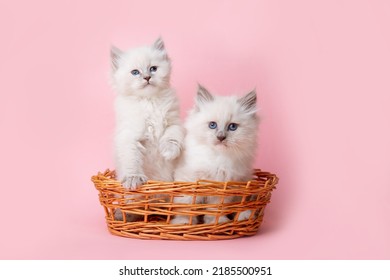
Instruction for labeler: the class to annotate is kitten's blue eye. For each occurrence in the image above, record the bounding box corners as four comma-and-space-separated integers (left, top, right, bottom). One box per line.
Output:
131, 69, 140, 76
150, 66, 158, 72
228, 123, 238, 131
209, 122, 217, 129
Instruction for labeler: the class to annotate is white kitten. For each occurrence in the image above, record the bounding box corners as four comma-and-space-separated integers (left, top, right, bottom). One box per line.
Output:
171, 85, 259, 225
111, 38, 184, 190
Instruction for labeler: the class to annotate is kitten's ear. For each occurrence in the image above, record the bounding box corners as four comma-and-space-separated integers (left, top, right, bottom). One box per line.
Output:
196, 84, 214, 108
152, 37, 165, 51
239, 90, 257, 115
110, 46, 122, 71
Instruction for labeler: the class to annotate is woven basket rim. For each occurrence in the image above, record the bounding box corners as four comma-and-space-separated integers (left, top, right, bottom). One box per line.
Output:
92, 168, 278, 194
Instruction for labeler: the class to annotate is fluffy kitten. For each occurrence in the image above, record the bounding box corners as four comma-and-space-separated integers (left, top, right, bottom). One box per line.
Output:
171, 85, 259, 225
111, 38, 184, 190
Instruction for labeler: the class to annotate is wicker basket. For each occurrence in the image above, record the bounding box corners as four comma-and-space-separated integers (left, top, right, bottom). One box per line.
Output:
91, 169, 278, 240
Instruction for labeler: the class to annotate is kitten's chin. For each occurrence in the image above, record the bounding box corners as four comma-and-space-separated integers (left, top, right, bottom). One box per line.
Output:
133, 84, 161, 97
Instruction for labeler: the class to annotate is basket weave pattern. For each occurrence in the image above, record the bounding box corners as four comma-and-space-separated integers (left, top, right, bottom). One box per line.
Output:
91, 169, 277, 240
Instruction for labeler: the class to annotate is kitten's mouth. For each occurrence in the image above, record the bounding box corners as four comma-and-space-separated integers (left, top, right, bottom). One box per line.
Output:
215, 141, 228, 148
143, 82, 154, 88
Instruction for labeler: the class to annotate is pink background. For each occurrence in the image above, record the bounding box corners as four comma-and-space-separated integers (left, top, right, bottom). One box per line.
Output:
1, 0, 389, 259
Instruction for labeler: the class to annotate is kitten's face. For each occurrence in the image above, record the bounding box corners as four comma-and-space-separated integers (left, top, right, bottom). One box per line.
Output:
111, 38, 171, 97
186, 86, 258, 152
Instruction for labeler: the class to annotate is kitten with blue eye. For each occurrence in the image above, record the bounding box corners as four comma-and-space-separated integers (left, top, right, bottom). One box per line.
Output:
171, 85, 259, 225
111, 38, 184, 191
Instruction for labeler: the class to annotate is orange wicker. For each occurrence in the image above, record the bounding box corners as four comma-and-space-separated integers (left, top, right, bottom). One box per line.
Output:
91, 169, 278, 240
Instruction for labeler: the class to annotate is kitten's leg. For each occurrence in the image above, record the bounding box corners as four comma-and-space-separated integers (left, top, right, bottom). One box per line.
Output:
170, 195, 201, 225
160, 96, 185, 160
203, 196, 231, 224
234, 195, 257, 221
115, 134, 147, 190
114, 208, 143, 222
159, 125, 185, 161
236, 210, 252, 221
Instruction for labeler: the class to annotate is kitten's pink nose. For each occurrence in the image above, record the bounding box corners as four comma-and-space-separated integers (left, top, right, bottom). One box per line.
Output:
144, 76, 151, 82
217, 135, 226, 142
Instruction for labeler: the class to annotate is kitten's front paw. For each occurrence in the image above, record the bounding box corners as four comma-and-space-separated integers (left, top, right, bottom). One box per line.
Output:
121, 174, 148, 190
159, 139, 181, 160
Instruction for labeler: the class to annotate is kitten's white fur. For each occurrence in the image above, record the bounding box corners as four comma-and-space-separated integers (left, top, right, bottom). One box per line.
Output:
171, 85, 259, 224
111, 38, 184, 190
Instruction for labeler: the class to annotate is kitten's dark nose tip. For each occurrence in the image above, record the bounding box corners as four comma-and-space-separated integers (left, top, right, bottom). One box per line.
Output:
217, 135, 226, 142
144, 76, 151, 82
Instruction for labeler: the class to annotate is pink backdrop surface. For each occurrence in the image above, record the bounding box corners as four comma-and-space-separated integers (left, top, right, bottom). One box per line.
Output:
1, 0, 389, 259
